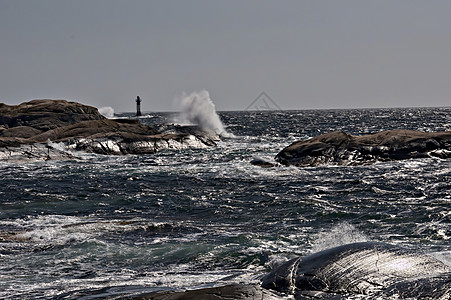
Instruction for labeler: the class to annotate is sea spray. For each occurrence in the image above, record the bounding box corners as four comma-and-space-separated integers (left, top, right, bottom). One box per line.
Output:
309, 222, 368, 253
99, 106, 115, 118
177, 90, 233, 137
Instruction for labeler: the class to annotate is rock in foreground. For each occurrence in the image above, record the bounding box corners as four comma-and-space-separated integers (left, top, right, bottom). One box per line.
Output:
275, 130, 451, 166
262, 242, 451, 299
56, 242, 450, 299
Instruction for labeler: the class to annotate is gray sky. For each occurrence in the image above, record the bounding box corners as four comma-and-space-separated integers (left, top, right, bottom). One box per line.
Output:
1, 0, 450, 112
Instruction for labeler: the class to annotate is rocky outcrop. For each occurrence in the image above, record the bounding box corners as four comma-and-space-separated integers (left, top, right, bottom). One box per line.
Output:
0, 99, 105, 133
0, 100, 220, 161
262, 242, 451, 299
275, 130, 451, 166
70, 131, 218, 155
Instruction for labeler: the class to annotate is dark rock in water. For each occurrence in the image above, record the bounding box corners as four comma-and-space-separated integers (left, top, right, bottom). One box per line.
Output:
261, 242, 451, 299
134, 284, 283, 300
0, 100, 220, 160
250, 157, 277, 168
275, 130, 451, 166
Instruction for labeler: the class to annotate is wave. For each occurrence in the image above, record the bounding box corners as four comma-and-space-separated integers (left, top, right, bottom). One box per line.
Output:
176, 90, 234, 138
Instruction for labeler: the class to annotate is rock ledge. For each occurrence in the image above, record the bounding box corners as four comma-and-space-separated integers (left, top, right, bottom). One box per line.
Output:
275, 130, 451, 166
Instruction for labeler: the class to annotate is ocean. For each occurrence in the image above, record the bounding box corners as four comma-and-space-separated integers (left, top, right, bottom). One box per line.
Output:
0, 107, 450, 299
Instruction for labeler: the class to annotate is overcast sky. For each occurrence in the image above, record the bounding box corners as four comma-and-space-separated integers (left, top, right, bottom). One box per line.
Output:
1, 0, 450, 112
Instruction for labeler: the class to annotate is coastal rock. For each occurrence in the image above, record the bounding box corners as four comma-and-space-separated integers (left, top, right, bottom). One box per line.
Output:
261, 242, 451, 299
0, 100, 220, 160
0, 99, 105, 134
250, 157, 277, 168
70, 131, 218, 155
26, 119, 157, 143
275, 130, 451, 166
156, 123, 220, 146
0, 143, 79, 163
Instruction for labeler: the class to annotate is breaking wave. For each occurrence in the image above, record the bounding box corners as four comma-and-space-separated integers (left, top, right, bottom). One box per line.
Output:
98, 106, 115, 118
177, 90, 233, 137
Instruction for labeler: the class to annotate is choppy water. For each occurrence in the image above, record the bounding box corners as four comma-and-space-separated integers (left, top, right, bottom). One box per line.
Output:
0, 107, 450, 299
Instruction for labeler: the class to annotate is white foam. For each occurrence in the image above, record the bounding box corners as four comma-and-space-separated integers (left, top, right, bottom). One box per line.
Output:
176, 90, 234, 138
15, 215, 94, 245
7, 266, 250, 298
47, 140, 67, 152
98, 106, 115, 118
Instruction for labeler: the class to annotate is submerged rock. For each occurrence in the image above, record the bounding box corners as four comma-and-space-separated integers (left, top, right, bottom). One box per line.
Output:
0, 100, 220, 161
261, 242, 451, 299
250, 157, 277, 168
275, 130, 451, 166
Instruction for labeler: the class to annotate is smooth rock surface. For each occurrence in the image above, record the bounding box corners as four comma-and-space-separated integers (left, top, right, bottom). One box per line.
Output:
0, 99, 104, 134
262, 242, 451, 299
275, 130, 451, 166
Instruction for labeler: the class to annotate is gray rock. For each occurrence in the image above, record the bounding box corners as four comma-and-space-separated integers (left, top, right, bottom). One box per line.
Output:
261, 242, 451, 299
275, 130, 451, 166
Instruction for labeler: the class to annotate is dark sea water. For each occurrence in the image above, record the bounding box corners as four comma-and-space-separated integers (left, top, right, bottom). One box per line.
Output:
0, 108, 450, 299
